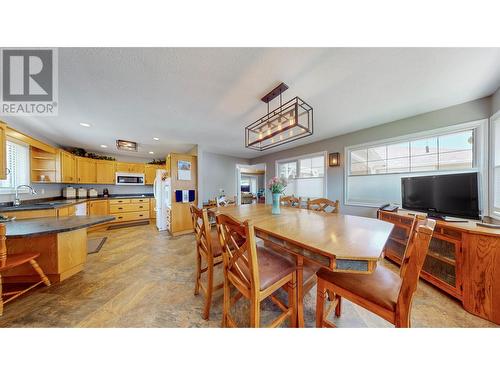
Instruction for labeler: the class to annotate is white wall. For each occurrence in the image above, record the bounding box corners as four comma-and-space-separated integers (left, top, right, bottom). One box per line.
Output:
200, 151, 249, 203
493, 86, 500, 115
250, 96, 492, 218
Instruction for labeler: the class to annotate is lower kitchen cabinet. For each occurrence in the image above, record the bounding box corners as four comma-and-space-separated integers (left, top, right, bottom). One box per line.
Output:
88, 200, 109, 215
109, 198, 150, 223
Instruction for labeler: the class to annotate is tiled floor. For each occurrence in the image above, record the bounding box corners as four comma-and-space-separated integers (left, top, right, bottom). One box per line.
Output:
0, 223, 497, 328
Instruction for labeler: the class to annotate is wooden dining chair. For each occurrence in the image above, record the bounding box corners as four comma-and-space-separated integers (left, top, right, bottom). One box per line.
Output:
190, 204, 225, 320
216, 213, 297, 328
315, 216, 436, 328
280, 195, 301, 208
307, 198, 340, 214
0, 224, 51, 316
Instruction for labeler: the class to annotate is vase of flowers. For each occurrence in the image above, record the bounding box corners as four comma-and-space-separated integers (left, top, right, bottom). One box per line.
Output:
268, 176, 287, 215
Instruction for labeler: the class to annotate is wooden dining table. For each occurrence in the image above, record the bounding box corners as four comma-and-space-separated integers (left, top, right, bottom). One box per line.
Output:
211, 204, 394, 327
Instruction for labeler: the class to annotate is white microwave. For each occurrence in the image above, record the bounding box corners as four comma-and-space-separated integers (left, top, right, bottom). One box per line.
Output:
115, 172, 145, 185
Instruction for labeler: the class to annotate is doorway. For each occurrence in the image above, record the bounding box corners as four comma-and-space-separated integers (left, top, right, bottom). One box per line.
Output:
236, 163, 266, 205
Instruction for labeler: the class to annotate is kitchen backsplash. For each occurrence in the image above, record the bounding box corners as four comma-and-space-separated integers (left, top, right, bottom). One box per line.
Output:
0, 183, 154, 203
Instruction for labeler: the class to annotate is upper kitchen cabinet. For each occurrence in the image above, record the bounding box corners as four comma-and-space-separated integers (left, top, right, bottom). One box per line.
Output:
0, 122, 6, 180
145, 164, 165, 184
58, 150, 77, 183
31, 147, 58, 183
116, 162, 145, 174
76, 156, 97, 183
96, 160, 116, 184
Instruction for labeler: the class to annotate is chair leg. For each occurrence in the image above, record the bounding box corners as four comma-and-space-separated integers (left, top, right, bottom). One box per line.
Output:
296, 256, 305, 328
29, 259, 50, 286
0, 274, 3, 317
335, 295, 342, 317
194, 249, 201, 296
203, 259, 214, 320
249, 297, 261, 328
287, 272, 297, 327
222, 271, 230, 328
315, 279, 327, 328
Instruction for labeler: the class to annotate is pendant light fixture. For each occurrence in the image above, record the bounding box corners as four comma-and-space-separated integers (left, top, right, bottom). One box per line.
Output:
245, 83, 313, 151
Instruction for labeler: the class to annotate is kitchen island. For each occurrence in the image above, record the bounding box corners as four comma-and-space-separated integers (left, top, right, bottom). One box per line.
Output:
3, 215, 115, 284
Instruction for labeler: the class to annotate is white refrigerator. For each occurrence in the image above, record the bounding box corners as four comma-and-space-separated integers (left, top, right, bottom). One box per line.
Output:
153, 169, 171, 231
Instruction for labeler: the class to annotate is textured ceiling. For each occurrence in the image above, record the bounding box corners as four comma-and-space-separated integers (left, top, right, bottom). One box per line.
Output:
3, 48, 500, 159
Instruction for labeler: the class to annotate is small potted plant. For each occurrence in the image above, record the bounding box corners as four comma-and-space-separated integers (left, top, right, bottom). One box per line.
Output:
268, 176, 288, 215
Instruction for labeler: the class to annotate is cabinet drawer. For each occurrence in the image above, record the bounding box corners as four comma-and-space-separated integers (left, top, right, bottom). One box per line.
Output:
109, 199, 131, 205
109, 203, 148, 213
130, 198, 150, 204
113, 210, 150, 222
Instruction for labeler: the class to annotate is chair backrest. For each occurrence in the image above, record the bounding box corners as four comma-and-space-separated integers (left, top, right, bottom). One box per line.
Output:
0, 224, 6, 267
189, 204, 215, 257
306, 198, 340, 214
216, 213, 259, 293
280, 195, 300, 208
217, 196, 236, 207
396, 217, 436, 315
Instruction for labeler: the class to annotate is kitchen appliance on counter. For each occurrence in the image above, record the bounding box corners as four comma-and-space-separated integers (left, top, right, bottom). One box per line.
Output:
77, 188, 87, 199
103, 188, 109, 197
154, 169, 171, 231
88, 188, 98, 198
62, 186, 76, 199
115, 172, 145, 185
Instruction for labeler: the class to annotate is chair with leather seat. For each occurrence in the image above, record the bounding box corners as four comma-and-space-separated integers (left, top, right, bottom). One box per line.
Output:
190, 204, 226, 320
216, 213, 297, 328
0, 224, 51, 317
306, 198, 340, 214
315, 216, 436, 328
280, 195, 301, 208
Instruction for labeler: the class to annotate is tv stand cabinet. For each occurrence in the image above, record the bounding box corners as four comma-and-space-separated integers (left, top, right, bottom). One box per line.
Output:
378, 209, 500, 325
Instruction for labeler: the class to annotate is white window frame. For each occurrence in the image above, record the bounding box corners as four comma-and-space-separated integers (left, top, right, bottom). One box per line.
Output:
490, 110, 500, 220
0, 137, 31, 194
275, 151, 327, 199
344, 119, 489, 211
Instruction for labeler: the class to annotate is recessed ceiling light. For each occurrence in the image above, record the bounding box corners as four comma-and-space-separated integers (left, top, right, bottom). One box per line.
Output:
153, 137, 159, 141
80, 122, 91, 127
100, 145, 108, 148
148, 151, 154, 154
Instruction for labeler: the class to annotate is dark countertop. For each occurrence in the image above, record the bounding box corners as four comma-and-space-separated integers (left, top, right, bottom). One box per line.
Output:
5, 215, 116, 238
0, 194, 154, 213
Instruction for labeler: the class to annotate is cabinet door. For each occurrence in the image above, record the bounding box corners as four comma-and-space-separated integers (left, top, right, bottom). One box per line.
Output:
77, 157, 96, 183
115, 162, 131, 172
129, 163, 145, 174
96, 160, 116, 184
88, 200, 109, 215
60, 151, 76, 183
0, 122, 6, 180
145, 165, 157, 184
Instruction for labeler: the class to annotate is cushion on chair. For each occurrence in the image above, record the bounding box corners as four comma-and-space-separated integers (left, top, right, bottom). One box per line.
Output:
236, 245, 296, 291
0, 252, 40, 271
316, 266, 402, 312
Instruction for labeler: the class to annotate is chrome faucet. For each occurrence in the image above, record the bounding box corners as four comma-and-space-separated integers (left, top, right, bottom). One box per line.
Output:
13, 185, 38, 206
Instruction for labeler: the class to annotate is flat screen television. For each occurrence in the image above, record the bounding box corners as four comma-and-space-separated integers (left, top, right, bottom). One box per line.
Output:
401, 172, 480, 220
241, 184, 250, 192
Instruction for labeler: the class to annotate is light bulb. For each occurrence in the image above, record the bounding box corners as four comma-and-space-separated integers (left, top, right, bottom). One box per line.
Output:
258, 132, 263, 140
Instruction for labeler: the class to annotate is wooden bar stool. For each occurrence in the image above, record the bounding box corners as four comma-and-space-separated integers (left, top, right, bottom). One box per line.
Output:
190, 205, 227, 320
216, 213, 297, 328
0, 224, 51, 317
306, 198, 340, 213
315, 216, 436, 328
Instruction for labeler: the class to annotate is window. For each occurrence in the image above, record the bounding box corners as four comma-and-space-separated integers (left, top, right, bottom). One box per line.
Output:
0, 139, 30, 193
345, 121, 486, 207
492, 113, 500, 219
277, 153, 326, 198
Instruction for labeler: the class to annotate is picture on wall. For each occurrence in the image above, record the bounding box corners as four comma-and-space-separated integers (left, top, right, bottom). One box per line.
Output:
178, 160, 192, 180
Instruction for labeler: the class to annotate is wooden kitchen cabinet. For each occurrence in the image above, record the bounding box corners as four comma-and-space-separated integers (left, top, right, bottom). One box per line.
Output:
0, 122, 6, 180
76, 157, 97, 184
145, 164, 165, 184
58, 150, 76, 183
88, 200, 109, 215
96, 160, 116, 184
115, 162, 145, 173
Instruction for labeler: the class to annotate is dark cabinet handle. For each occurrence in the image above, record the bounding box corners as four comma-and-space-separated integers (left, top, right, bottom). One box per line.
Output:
118, 207, 123, 210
